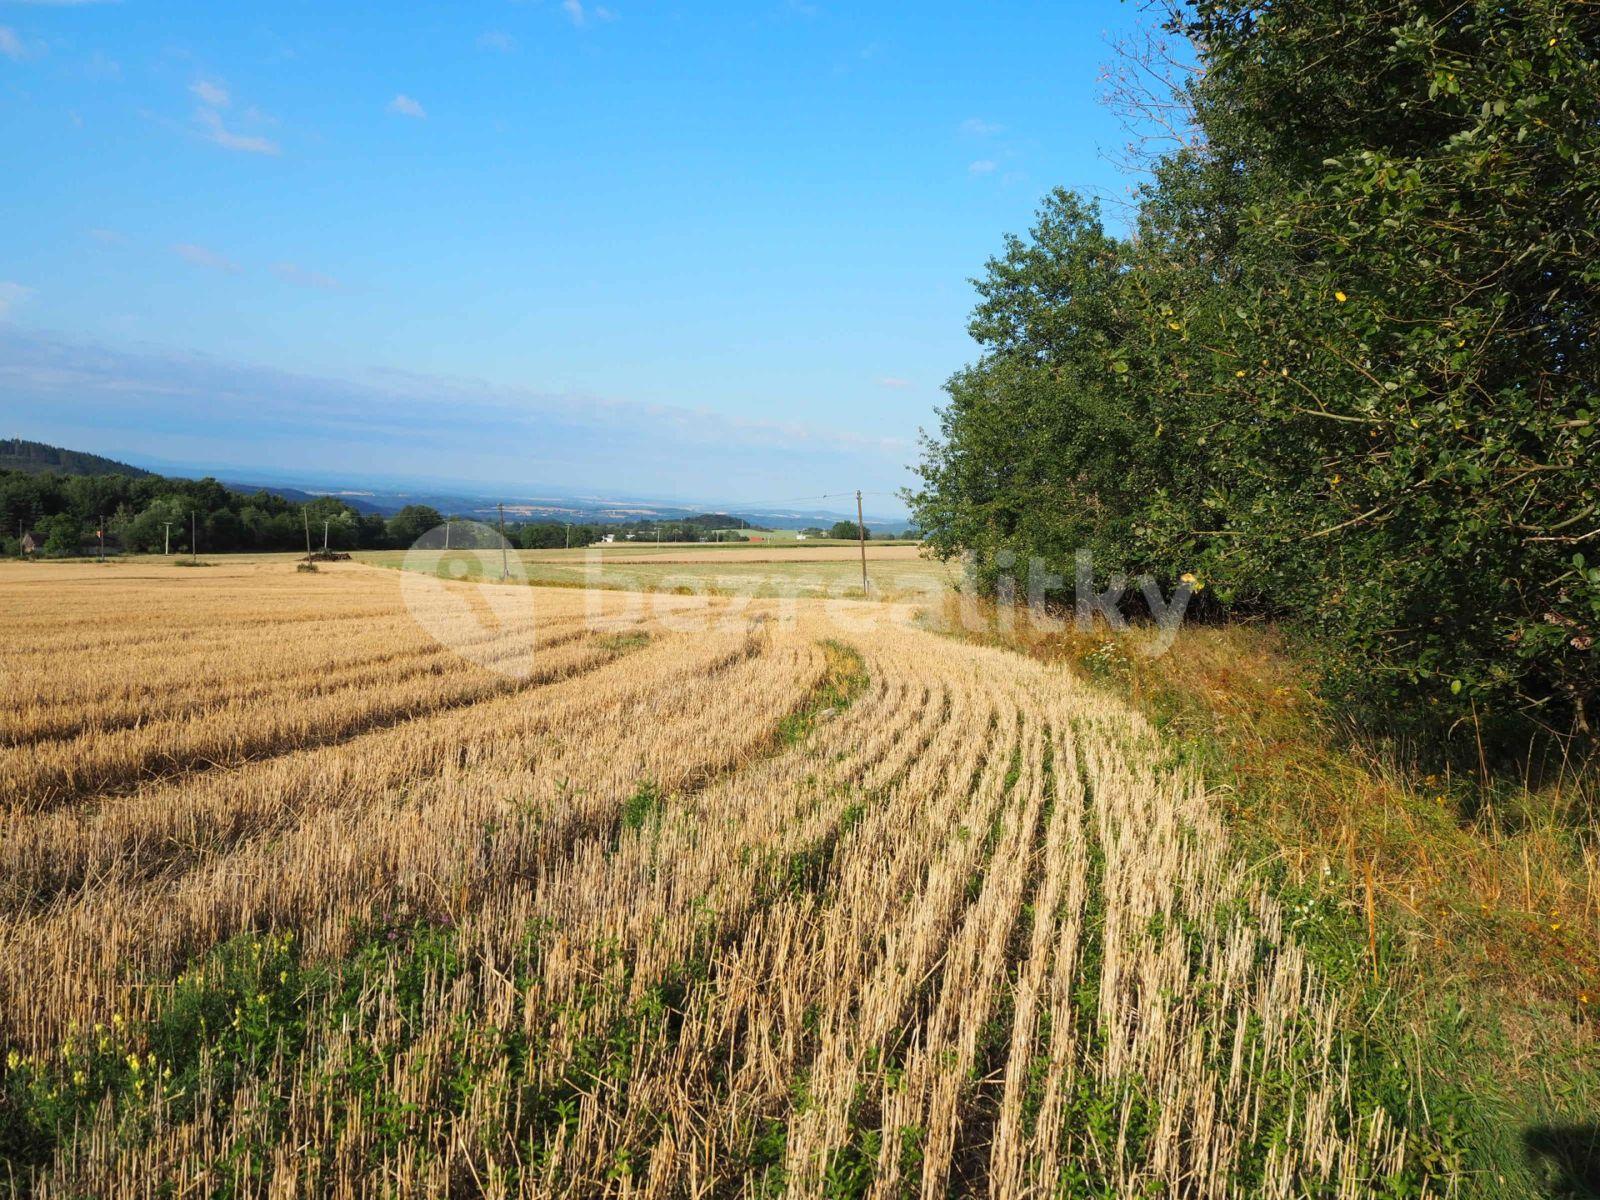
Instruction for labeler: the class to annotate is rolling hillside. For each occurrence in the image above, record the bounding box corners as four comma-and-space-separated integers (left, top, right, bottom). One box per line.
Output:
0, 439, 154, 479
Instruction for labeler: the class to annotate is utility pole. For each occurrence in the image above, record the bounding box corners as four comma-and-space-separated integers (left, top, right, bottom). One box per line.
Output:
97, 515, 105, 562
303, 509, 312, 557
191, 511, 198, 565
322, 519, 330, 553
444, 520, 451, 551
565, 522, 571, 550
162, 521, 174, 556
497, 502, 509, 579
856, 489, 868, 594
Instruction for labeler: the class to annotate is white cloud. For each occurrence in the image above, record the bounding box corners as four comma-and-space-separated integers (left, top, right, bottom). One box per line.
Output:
477, 30, 516, 52
968, 159, 997, 175
561, 0, 614, 25
194, 106, 279, 154
877, 376, 911, 389
0, 26, 25, 61
959, 117, 1003, 136
186, 78, 281, 155
172, 243, 241, 274
387, 93, 426, 119
272, 262, 341, 291
0, 282, 32, 319
0, 328, 914, 502
190, 78, 229, 107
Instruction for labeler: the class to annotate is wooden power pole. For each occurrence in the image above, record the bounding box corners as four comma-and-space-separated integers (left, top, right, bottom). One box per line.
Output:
162, 521, 174, 555
856, 490, 868, 593
303, 509, 312, 557
497, 503, 509, 579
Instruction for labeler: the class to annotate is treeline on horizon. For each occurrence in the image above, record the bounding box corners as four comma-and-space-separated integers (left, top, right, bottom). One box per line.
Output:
0, 468, 768, 556
910, 0, 1598, 756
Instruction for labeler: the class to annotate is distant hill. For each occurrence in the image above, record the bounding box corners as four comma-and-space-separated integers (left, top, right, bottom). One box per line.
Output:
0, 438, 155, 479
222, 481, 388, 515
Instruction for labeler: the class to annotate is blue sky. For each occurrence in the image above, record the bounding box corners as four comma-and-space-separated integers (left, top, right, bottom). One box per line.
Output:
1, 0, 1148, 509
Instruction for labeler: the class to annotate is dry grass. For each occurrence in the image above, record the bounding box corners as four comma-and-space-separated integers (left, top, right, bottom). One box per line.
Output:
0, 560, 1438, 1196
955, 601, 1600, 1196
984, 612, 1600, 1012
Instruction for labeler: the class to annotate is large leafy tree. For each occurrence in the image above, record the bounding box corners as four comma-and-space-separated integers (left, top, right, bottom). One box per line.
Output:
911, 0, 1600, 749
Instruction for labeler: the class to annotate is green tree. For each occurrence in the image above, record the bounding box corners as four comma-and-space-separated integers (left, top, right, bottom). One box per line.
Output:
386, 505, 446, 549
910, 1, 1600, 751
42, 513, 84, 557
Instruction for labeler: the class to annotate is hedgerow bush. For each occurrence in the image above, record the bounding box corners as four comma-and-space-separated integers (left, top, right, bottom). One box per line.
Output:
911, 0, 1599, 754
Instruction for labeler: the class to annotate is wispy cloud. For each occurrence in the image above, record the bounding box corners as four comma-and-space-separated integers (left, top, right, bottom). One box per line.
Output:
0, 282, 32, 320
272, 262, 341, 292
0, 25, 26, 61
0, 328, 912, 500
187, 79, 279, 154
194, 106, 279, 154
476, 30, 516, 52
959, 117, 1003, 136
172, 243, 241, 274
86, 227, 127, 246
387, 93, 426, 119
561, 1, 616, 27
877, 376, 911, 389
189, 78, 229, 107
967, 159, 997, 175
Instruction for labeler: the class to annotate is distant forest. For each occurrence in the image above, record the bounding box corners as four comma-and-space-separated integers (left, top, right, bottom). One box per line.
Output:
0, 438, 155, 479
0, 457, 763, 556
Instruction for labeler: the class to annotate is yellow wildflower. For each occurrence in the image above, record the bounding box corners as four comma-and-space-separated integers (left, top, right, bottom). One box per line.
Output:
1335, 290, 1348, 303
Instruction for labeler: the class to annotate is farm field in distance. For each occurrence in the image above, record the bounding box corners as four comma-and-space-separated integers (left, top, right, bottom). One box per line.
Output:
0, 557, 1427, 1195
359, 540, 957, 602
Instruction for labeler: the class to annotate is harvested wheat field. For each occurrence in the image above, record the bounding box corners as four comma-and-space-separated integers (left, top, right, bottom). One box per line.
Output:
0, 559, 1424, 1197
